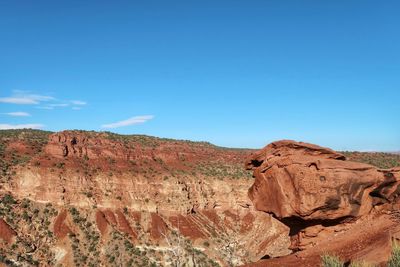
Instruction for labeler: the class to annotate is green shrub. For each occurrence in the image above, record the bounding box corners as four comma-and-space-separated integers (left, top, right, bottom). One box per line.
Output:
321, 254, 344, 267
22, 211, 30, 221
1, 194, 16, 205
388, 242, 400, 267
55, 162, 65, 169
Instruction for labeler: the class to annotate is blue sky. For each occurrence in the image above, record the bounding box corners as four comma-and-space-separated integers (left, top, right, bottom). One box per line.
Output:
0, 1, 399, 151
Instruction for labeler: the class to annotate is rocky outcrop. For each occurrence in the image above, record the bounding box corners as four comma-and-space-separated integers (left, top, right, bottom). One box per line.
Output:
246, 140, 400, 221
246, 140, 400, 265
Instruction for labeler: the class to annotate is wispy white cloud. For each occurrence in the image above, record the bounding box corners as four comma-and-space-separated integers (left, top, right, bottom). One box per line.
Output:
1, 91, 87, 111
3, 112, 31, 117
0, 123, 44, 130
37, 103, 70, 109
101, 115, 154, 129
36, 106, 54, 110
71, 100, 86, 105
0, 97, 37, 104
49, 103, 69, 107
0, 91, 54, 105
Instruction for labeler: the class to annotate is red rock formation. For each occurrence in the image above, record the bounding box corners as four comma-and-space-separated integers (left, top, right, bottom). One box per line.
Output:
45, 133, 90, 158
42, 131, 252, 172
246, 140, 400, 265
246, 140, 400, 221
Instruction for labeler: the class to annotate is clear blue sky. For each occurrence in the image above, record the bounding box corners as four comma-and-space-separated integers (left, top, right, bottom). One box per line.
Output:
0, 1, 399, 151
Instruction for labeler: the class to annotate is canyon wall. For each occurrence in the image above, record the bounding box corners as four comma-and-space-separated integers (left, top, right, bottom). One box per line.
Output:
0, 130, 291, 266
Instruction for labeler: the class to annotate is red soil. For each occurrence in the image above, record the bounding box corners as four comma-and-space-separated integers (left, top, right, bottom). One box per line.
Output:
0, 219, 15, 244
95, 210, 108, 236
169, 214, 206, 239
150, 213, 168, 239
53, 210, 72, 239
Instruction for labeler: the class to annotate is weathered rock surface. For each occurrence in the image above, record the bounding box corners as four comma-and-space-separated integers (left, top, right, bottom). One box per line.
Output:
246, 140, 400, 221
246, 140, 400, 266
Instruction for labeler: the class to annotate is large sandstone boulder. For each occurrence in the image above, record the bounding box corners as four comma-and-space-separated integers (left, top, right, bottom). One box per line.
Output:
246, 140, 400, 221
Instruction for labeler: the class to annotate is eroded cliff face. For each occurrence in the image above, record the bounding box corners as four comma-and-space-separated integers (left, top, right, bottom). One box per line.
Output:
246, 140, 400, 266
0, 130, 291, 266
3, 131, 400, 266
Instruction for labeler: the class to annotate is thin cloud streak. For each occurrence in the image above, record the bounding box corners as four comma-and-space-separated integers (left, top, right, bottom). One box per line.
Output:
3, 112, 31, 117
49, 103, 69, 107
0, 97, 38, 104
0, 91, 86, 111
101, 115, 154, 129
0, 91, 54, 105
36, 106, 54, 110
0, 123, 44, 130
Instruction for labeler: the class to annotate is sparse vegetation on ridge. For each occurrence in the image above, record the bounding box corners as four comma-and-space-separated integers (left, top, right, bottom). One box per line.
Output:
0, 129, 254, 181
342, 151, 400, 169
321, 243, 400, 267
